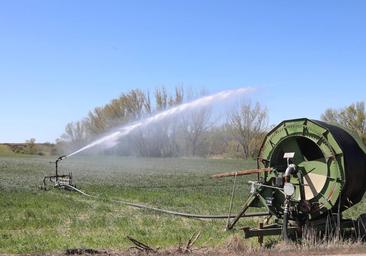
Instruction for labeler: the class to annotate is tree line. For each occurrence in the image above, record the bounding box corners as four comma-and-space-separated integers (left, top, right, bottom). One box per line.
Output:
56, 87, 366, 159
56, 87, 268, 159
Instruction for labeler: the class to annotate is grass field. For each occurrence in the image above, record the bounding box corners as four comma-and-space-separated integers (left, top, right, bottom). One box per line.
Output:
1, 155, 366, 254
0, 155, 262, 254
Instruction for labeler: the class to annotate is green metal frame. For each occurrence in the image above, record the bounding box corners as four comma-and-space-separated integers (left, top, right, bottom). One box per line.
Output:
258, 118, 345, 219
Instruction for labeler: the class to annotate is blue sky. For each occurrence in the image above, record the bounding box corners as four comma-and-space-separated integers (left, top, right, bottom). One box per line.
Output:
0, 0, 365, 143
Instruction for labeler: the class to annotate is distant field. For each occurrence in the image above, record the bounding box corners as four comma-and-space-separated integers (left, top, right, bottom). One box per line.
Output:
0, 145, 15, 156
0, 143, 56, 156
0, 155, 260, 253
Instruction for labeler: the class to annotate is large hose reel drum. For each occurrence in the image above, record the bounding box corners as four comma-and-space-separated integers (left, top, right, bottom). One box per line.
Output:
258, 118, 366, 220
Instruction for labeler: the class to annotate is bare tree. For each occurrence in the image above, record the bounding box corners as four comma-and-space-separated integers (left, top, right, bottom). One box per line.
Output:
25, 138, 37, 154
321, 108, 338, 123
321, 101, 366, 144
181, 107, 212, 156
206, 125, 230, 157
87, 107, 108, 136
131, 86, 185, 157
228, 102, 268, 159
60, 120, 89, 152
155, 87, 168, 111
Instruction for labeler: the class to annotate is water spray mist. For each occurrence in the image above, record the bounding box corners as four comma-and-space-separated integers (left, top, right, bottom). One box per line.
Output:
66, 87, 254, 158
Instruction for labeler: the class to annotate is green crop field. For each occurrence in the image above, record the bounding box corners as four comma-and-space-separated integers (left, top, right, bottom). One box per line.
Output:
1, 155, 365, 254
0, 155, 262, 254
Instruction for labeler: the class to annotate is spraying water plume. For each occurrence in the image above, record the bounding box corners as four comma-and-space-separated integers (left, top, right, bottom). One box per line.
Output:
66, 87, 254, 158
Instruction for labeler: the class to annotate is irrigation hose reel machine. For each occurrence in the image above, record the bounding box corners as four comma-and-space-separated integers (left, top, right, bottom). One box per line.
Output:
213, 118, 366, 242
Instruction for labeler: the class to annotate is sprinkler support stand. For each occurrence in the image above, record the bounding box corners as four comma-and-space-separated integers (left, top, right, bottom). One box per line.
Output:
41, 155, 75, 190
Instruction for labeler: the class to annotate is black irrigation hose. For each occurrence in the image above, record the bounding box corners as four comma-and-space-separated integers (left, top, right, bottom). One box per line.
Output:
63, 184, 239, 219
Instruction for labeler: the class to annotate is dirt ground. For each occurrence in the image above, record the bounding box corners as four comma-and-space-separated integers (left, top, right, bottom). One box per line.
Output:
4, 246, 366, 256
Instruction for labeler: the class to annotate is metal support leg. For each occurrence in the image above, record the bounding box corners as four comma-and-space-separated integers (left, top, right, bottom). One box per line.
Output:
226, 193, 257, 230
336, 197, 342, 239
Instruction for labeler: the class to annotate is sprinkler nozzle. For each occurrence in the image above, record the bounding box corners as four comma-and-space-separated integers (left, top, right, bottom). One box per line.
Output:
56, 155, 67, 163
